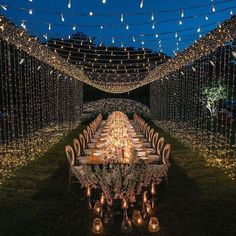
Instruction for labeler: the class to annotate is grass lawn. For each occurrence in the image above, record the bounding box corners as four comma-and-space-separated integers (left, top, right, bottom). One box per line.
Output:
0, 120, 235, 236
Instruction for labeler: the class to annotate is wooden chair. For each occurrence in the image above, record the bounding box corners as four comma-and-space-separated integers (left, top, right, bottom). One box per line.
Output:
156, 137, 165, 156
79, 133, 92, 156
162, 144, 171, 189
65, 145, 76, 192
73, 139, 88, 164
152, 132, 159, 149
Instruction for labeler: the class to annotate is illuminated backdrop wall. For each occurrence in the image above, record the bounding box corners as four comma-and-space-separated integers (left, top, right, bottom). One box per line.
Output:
150, 40, 236, 163
0, 38, 83, 152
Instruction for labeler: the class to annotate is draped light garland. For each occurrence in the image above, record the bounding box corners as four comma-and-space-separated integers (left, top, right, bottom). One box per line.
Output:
0, 14, 236, 93
150, 38, 236, 180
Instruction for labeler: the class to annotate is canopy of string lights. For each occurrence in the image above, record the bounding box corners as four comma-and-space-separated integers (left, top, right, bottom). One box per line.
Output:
0, 0, 235, 93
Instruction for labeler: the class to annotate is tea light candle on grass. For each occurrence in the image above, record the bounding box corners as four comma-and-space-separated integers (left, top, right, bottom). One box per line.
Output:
132, 210, 143, 226
93, 202, 102, 215
148, 217, 160, 232
92, 218, 104, 234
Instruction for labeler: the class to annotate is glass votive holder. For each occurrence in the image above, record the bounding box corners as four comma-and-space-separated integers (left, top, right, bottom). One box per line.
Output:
148, 217, 160, 232
92, 218, 104, 234
121, 217, 132, 233
93, 201, 102, 216
146, 201, 152, 216
132, 210, 143, 226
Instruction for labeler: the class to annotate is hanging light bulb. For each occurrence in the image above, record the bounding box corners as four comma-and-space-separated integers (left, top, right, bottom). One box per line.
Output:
67, 0, 71, 8
140, 0, 144, 8
43, 34, 48, 40
152, 23, 155, 29
179, 19, 182, 25
132, 36, 136, 42
197, 27, 201, 33
102, 0, 107, 3
72, 25, 76, 31
61, 13, 65, 22
155, 34, 158, 38
175, 32, 178, 38
48, 23, 51, 30
151, 13, 154, 21
121, 14, 124, 22
100, 25, 104, 29
141, 41, 144, 45
29, 9, 33, 15
212, 5, 216, 12
89, 11, 93, 16
230, 10, 233, 15
112, 37, 115, 43
126, 24, 129, 30
205, 15, 209, 20
21, 20, 26, 30
29, 0, 33, 2
0, 5, 7, 11
181, 9, 184, 18
19, 58, 25, 64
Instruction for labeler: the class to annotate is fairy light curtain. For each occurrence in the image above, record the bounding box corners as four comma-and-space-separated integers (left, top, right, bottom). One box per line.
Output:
0, 38, 83, 156
150, 39, 236, 179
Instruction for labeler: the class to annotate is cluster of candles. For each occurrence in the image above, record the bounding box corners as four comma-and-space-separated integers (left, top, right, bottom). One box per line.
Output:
89, 183, 160, 234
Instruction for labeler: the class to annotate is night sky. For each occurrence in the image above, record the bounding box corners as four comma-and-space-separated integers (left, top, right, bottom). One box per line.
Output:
0, 0, 235, 56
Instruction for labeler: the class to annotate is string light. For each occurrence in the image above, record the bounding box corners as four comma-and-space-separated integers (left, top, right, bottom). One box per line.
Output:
120, 14, 124, 22
0, 5, 7, 11
151, 13, 155, 21
21, 20, 26, 30
140, 0, 144, 9
67, 0, 72, 8
43, 33, 48, 40
61, 13, 65, 22
212, 5, 216, 12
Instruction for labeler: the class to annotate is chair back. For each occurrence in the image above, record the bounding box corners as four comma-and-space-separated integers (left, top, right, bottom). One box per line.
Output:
152, 132, 159, 149
79, 134, 87, 150
156, 137, 165, 156
162, 144, 171, 165
83, 129, 89, 143
145, 126, 151, 138
148, 128, 154, 143
65, 145, 75, 167
73, 139, 81, 157
87, 126, 92, 140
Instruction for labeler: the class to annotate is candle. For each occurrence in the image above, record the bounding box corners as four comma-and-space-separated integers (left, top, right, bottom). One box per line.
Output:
121, 217, 132, 233
143, 191, 148, 203
132, 210, 143, 226
87, 187, 91, 197
100, 194, 105, 205
93, 202, 102, 216
148, 217, 160, 232
92, 218, 104, 234
146, 201, 152, 216
122, 199, 128, 209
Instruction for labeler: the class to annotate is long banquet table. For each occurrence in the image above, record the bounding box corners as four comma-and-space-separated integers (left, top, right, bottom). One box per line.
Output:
82, 111, 154, 165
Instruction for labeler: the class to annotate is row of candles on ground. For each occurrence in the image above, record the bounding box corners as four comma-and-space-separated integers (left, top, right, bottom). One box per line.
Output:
87, 183, 160, 234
